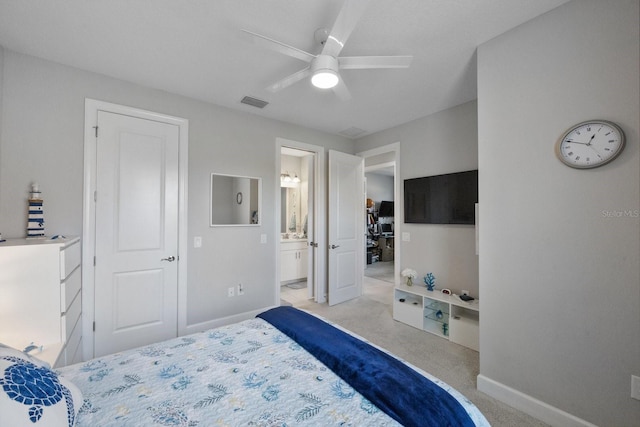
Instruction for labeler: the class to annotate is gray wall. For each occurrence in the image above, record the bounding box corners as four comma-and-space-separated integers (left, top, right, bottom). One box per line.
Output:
0, 49, 353, 328
365, 172, 394, 210
356, 100, 479, 296
477, 0, 639, 425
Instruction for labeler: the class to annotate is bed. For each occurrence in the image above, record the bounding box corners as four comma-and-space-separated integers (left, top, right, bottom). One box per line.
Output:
1, 306, 489, 426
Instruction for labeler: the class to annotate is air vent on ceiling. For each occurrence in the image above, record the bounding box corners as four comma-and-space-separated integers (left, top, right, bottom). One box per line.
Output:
241, 96, 269, 109
339, 127, 367, 138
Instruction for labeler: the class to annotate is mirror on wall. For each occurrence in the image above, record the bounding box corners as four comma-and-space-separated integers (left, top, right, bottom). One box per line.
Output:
280, 152, 310, 239
280, 186, 307, 238
210, 173, 261, 226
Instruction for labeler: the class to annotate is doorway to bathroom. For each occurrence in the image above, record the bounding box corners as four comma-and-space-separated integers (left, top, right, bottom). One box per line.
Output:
276, 139, 325, 306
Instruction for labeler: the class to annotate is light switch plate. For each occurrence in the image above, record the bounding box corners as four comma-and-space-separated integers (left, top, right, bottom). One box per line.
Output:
261, 234, 267, 244
194, 236, 202, 248
402, 232, 410, 242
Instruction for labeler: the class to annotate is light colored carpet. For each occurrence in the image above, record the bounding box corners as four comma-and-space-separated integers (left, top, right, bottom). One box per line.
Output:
285, 276, 549, 427
364, 260, 395, 283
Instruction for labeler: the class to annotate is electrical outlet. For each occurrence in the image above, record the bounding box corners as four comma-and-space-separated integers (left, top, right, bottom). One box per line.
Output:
632, 375, 640, 400
227, 287, 235, 297
237, 283, 245, 296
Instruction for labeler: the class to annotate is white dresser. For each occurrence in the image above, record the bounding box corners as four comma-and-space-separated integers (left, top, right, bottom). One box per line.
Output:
0, 237, 82, 367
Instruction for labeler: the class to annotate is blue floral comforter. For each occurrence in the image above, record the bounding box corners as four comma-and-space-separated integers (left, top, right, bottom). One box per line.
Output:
59, 308, 488, 426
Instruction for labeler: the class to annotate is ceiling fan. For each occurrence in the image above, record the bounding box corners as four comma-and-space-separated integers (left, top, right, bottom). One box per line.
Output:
241, 0, 413, 101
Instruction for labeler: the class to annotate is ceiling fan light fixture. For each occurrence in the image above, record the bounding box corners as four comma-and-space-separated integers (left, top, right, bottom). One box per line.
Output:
311, 55, 339, 89
312, 70, 339, 89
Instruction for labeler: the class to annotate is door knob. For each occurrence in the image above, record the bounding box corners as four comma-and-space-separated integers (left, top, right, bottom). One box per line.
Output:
161, 256, 176, 262
309, 242, 318, 248
330, 244, 340, 249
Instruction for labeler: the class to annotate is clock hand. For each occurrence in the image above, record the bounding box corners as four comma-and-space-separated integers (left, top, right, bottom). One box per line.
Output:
566, 139, 590, 145
567, 134, 596, 146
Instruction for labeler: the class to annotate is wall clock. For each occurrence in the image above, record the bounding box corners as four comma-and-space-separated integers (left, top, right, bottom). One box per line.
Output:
555, 120, 625, 169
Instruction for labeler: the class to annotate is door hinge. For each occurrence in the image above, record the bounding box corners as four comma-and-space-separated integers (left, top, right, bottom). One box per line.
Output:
93, 321, 96, 332
93, 126, 98, 137
93, 255, 96, 266
94, 190, 97, 203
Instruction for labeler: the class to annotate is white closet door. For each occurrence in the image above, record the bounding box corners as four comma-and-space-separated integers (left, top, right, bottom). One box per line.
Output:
94, 111, 179, 357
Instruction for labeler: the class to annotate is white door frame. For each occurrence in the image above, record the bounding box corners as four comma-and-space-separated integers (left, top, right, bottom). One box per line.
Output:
276, 138, 326, 303
82, 99, 189, 360
357, 142, 401, 286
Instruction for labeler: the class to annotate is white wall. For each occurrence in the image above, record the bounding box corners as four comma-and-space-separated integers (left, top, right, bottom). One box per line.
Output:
0, 49, 354, 329
477, 1, 639, 425
365, 172, 394, 209
355, 100, 479, 296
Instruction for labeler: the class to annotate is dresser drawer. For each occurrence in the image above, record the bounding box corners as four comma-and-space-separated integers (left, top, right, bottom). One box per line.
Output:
60, 240, 81, 281
60, 267, 81, 312
61, 292, 81, 342
69, 338, 83, 365
64, 321, 82, 366
53, 326, 82, 368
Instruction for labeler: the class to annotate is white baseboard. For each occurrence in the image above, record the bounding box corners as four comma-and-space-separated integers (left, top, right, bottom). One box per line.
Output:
182, 305, 277, 335
477, 374, 598, 427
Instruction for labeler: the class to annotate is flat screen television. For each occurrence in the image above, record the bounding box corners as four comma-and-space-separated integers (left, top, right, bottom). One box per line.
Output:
378, 200, 394, 217
404, 170, 477, 225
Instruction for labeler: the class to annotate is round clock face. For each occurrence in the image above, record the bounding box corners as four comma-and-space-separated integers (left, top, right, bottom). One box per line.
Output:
556, 120, 625, 169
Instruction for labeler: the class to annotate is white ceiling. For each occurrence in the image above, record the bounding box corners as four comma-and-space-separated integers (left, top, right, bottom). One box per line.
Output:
0, 0, 569, 139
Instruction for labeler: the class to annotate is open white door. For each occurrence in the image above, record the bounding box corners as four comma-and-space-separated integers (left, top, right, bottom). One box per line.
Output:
328, 150, 364, 305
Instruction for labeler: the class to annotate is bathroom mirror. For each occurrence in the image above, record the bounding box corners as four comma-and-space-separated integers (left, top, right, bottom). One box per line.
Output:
280, 186, 308, 238
210, 173, 261, 226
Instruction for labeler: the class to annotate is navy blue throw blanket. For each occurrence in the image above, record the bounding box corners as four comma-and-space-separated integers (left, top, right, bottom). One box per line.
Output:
257, 306, 475, 427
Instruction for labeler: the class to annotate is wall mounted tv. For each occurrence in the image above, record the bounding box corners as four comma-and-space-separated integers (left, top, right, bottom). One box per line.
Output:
404, 170, 478, 225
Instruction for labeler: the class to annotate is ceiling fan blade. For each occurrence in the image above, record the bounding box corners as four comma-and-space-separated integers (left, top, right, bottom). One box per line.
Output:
332, 78, 352, 102
322, 0, 370, 58
339, 55, 413, 69
266, 67, 312, 92
241, 29, 315, 63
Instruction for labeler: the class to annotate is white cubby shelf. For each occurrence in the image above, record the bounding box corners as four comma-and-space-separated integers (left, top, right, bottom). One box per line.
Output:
393, 283, 479, 351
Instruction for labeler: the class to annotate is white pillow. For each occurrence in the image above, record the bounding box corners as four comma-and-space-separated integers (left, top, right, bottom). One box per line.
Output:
0, 343, 51, 369
0, 345, 83, 427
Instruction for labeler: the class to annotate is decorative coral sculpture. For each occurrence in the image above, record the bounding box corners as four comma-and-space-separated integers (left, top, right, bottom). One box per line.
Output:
424, 272, 436, 291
